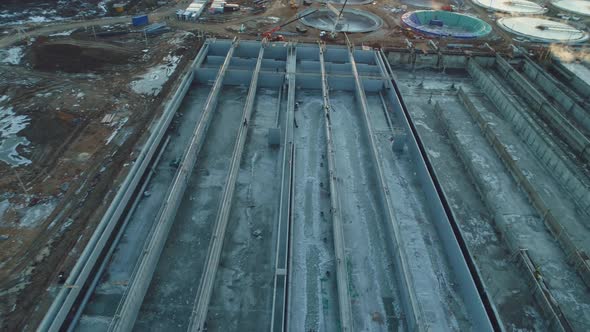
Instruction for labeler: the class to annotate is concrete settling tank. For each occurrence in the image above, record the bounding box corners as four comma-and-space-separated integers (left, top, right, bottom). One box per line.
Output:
497, 17, 589, 43
472, 0, 547, 14
551, 0, 590, 17
402, 10, 492, 38
299, 8, 383, 33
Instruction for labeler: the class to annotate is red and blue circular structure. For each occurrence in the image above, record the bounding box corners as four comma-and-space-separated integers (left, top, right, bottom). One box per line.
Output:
401, 10, 492, 39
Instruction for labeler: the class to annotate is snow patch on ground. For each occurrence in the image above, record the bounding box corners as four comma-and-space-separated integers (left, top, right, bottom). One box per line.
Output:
105, 117, 129, 145
130, 54, 182, 96
1, 47, 24, 65
49, 29, 76, 37
0, 105, 31, 166
168, 32, 195, 46
0, 8, 67, 26
98, 0, 110, 13
19, 201, 56, 228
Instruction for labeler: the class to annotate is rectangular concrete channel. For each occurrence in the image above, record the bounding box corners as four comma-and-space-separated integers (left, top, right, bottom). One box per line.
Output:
391, 60, 590, 331
55, 40, 590, 332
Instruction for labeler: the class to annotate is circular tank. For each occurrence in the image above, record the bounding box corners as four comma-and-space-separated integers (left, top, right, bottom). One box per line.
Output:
472, 0, 547, 15
551, 0, 590, 17
401, 10, 492, 38
497, 17, 588, 43
299, 8, 383, 33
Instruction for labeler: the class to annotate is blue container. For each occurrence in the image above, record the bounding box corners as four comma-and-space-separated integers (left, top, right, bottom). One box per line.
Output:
132, 15, 149, 26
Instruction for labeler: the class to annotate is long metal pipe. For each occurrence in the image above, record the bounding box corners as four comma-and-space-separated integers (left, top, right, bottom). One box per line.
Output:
270, 43, 296, 332
318, 42, 354, 332
38, 42, 210, 332
346, 42, 423, 331
108, 39, 238, 332
187, 44, 265, 332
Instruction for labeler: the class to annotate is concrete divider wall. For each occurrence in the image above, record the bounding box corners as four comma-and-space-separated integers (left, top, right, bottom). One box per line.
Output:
522, 60, 590, 133
455, 88, 590, 291
494, 55, 590, 161
467, 59, 590, 218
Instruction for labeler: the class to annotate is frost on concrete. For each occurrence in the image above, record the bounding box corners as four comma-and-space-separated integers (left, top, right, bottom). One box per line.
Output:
130, 55, 182, 96
0, 105, 31, 166
1, 47, 24, 65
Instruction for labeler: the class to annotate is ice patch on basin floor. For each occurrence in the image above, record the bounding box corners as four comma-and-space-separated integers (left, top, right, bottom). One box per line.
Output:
130, 54, 182, 96
0, 105, 31, 166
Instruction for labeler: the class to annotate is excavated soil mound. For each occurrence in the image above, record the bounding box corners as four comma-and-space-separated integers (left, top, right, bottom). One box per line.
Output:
31, 39, 139, 72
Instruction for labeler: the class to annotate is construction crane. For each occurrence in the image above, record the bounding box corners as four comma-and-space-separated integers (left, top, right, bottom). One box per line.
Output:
261, 9, 318, 42
321, 0, 348, 40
